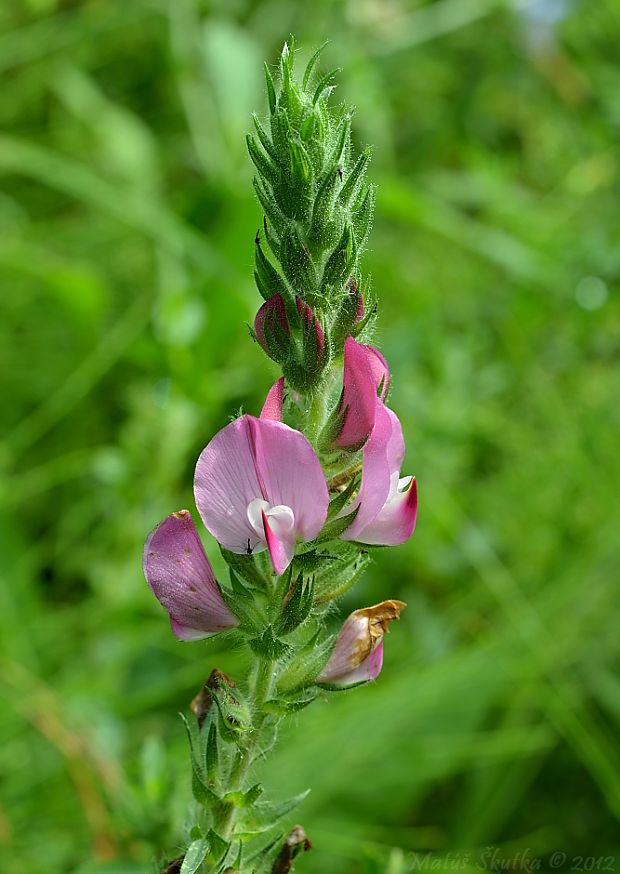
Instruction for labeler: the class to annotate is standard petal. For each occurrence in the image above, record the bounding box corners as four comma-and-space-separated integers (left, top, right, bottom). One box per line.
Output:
354, 476, 418, 546
260, 377, 285, 421
143, 510, 238, 639
336, 337, 378, 448
194, 415, 328, 554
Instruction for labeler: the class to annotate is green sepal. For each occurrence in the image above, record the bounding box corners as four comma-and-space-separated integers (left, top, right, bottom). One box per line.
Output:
220, 547, 269, 589
263, 691, 317, 714
277, 632, 334, 692
302, 41, 328, 91
253, 176, 285, 236
322, 221, 357, 293
252, 113, 278, 161
279, 225, 318, 291
222, 783, 264, 808
220, 576, 264, 635
206, 722, 219, 785
247, 133, 278, 185
315, 505, 359, 542
339, 147, 372, 207
254, 237, 288, 302
180, 837, 210, 874
213, 692, 252, 743
275, 578, 314, 636
249, 626, 290, 660
353, 184, 375, 250
327, 473, 360, 519
313, 542, 371, 604
313, 68, 339, 104
263, 62, 277, 114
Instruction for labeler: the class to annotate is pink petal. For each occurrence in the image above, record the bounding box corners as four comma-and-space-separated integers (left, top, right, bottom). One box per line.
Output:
194, 415, 328, 555
364, 344, 390, 400
260, 377, 285, 421
355, 477, 418, 546
334, 641, 384, 686
143, 511, 238, 640
336, 337, 379, 448
254, 294, 289, 356
262, 509, 295, 575
341, 402, 394, 539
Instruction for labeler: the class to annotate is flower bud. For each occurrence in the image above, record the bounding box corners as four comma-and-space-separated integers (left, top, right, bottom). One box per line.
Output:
296, 296, 327, 374
317, 599, 406, 687
254, 294, 291, 363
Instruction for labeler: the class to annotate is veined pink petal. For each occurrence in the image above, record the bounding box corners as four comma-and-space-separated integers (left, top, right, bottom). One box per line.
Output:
143, 510, 238, 640
335, 337, 378, 448
355, 477, 418, 546
194, 415, 328, 567
335, 641, 384, 686
260, 377, 285, 421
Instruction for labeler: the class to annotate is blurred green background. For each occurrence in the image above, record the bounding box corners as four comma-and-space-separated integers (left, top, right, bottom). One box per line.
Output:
1, 0, 620, 872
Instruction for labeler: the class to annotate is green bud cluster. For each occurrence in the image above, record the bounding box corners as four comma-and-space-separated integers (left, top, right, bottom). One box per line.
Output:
248, 39, 377, 390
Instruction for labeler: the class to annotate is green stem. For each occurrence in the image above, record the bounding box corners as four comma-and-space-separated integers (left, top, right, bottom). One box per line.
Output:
213, 656, 276, 843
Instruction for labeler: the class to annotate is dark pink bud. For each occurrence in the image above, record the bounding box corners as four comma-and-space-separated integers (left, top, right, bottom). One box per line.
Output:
254, 294, 290, 361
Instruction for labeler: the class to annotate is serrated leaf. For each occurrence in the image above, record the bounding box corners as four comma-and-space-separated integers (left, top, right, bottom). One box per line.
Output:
180, 838, 210, 874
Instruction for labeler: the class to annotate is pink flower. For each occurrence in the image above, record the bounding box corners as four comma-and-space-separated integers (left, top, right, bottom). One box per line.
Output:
335, 337, 390, 449
342, 402, 417, 545
194, 415, 329, 575
317, 600, 406, 686
143, 510, 238, 640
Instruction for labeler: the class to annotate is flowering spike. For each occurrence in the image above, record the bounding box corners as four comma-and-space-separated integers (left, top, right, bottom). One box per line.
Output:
143, 511, 238, 640
317, 600, 406, 687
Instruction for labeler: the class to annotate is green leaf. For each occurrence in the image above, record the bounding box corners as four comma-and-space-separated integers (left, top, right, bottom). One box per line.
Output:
180, 838, 210, 874
220, 547, 269, 589
316, 506, 359, 542
237, 790, 310, 836
313, 68, 339, 104
263, 692, 317, 715
205, 829, 229, 864
206, 722, 219, 785
222, 782, 264, 807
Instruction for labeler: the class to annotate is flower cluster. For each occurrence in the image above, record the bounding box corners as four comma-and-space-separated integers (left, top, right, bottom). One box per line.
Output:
143, 333, 416, 683
143, 40, 418, 872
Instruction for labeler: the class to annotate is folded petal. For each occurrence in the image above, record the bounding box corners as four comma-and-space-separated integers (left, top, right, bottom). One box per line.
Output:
143, 510, 238, 640
354, 476, 418, 546
364, 344, 390, 400
335, 337, 379, 448
341, 402, 394, 539
194, 415, 328, 558
317, 600, 405, 686
260, 377, 285, 421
